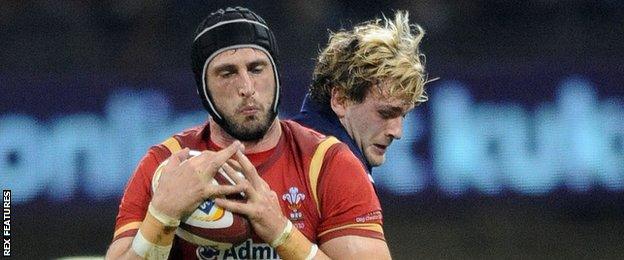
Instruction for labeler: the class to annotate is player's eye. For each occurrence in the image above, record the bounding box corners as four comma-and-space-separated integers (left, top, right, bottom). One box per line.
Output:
378, 107, 407, 119
378, 110, 394, 119
219, 70, 235, 78
250, 65, 265, 74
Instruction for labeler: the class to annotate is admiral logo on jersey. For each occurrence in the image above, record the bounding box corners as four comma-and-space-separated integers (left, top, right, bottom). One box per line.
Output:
196, 239, 279, 260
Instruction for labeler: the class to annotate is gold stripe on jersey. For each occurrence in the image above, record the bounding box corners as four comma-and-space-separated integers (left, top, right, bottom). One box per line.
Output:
308, 136, 340, 218
114, 221, 141, 238
161, 137, 182, 153
318, 223, 384, 237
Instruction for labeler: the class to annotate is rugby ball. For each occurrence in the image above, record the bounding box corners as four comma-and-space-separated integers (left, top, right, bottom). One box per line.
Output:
152, 150, 251, 250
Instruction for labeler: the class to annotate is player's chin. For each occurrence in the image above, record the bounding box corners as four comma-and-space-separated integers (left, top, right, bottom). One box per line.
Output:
240, 117, 266, 129
240, 113, 268, 123
365, 150, 386, 167
370, 157, 385, 167
232, 116, 257, 128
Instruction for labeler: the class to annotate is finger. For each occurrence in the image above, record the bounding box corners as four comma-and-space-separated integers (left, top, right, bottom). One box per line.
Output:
192, 141, 242, 180
204, 184, 246, 199
214, 198, 252, 216
236, 150, 271, 191
174, 150, 214, 183
233, 150, 265, 189
163, 148, 190, 172
226, 159, 243, 172
221, 163, 246, 184
204, 141, 242, 172
221, 163, 251, 199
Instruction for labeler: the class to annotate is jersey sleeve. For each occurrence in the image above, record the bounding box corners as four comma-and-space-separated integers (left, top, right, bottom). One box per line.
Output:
112, 148, 163, 241
315, 143, 384, 244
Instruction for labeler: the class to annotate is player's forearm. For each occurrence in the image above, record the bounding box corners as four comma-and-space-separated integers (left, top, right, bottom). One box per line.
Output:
107, 233, 175, 260
272, 220, 330, 260
105, 239, 145, 260
276, 231, 331, 260
106, 206, 179, 260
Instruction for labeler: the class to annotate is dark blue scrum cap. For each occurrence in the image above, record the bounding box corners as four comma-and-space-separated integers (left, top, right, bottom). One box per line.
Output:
191, 7, 280, 124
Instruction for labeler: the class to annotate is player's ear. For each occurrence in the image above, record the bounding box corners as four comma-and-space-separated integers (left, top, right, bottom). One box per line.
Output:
330, 87, 348, 118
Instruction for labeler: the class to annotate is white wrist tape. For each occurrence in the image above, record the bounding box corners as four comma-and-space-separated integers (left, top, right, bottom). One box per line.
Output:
131, 230, 172, 260
305, 244, 318, 260
148, 203, 180, 227
270, 220, 293, 248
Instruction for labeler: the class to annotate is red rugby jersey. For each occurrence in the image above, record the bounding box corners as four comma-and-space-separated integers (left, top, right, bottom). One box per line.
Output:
113, 120, 384, 259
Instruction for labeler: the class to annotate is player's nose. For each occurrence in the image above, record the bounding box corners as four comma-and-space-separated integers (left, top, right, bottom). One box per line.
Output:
238, 72, 255, 97
386, 116, 403, 139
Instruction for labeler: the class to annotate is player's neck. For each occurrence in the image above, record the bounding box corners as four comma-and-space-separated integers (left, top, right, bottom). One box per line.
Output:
209, 118, 282, 154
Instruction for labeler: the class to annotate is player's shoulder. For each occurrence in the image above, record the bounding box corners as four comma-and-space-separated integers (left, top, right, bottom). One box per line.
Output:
149, 122, 208, 160
281, 119, 327, 142
281, 119, 355, 165
280, 119, 334, 156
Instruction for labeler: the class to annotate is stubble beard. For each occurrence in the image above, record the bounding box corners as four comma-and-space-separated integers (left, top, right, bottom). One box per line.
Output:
219, 108, 276, 141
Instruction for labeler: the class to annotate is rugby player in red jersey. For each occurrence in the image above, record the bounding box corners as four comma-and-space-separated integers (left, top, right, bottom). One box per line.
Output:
106, 7, 390, 260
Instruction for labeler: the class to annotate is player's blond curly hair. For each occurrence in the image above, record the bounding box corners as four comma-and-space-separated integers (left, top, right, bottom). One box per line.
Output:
309, 10, 428, 106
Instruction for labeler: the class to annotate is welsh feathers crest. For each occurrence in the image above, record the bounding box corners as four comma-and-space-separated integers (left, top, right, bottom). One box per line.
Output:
282, 187, 305, 221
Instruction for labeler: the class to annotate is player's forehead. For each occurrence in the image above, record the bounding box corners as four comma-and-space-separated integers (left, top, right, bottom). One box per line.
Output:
370, 97, 414, 114
207, 47, 270, 70
367, 80, 414, 110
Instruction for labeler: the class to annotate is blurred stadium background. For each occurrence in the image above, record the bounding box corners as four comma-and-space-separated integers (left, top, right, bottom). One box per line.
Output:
2, 0, 624, 259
